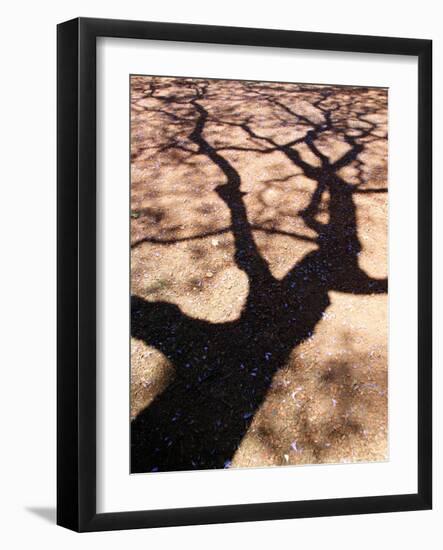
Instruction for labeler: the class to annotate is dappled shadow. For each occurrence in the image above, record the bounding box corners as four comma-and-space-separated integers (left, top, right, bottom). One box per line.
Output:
130, 77, 388, 473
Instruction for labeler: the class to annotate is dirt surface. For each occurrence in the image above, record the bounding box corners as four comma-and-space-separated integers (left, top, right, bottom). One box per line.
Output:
130, 77, 388, 472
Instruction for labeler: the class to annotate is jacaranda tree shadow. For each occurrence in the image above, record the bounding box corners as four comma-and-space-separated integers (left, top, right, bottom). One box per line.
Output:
130, 79, 388, 473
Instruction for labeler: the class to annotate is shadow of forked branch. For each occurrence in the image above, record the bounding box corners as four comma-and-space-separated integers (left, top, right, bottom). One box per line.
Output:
130, 80, 387, 473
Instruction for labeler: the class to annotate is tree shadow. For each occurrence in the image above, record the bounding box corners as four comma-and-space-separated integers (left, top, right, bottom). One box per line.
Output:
130, 78, 388, 473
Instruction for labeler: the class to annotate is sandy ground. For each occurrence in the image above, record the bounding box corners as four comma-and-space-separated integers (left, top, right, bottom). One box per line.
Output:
130, 77, 388, 471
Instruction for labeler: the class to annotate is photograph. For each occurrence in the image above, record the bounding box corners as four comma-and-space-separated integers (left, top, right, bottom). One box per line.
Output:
129, 76, 389, 474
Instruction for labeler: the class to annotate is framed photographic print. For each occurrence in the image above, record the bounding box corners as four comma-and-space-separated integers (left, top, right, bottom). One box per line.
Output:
57, 17, 432, 531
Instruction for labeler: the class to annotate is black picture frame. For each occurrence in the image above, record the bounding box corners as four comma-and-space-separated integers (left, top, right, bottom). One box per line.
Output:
57, 17, 432, 532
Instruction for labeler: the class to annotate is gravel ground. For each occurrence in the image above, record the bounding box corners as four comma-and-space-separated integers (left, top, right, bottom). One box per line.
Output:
130, 76, 388, 472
